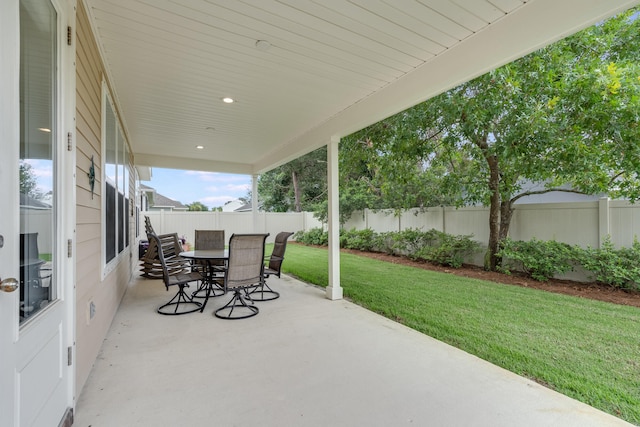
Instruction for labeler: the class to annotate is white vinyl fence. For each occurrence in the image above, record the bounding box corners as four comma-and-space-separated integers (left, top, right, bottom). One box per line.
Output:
144, 198, 640, 250
142, 210, 322, 246
344, 198, 640, 250
142, 199, 640, 281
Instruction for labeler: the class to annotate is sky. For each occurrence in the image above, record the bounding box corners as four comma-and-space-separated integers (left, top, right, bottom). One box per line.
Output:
142, 168, 252, 210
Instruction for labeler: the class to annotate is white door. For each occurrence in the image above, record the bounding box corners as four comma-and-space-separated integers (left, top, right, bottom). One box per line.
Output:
0, 0, 75, 425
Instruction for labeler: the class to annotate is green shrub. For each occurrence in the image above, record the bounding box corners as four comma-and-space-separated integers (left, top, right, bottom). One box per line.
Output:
340, 228, 378, 251
296, 227, 480, 269
577, 237, 640, 290
391, 228, 441, 257
497, 238, 575, 281
294, 228, 328, 246
413, 231, 480, 268
372, 231, 396, 254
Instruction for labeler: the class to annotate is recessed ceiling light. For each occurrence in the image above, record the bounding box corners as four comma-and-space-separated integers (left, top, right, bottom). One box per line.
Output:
222, 97, 234, 103
196, 145, 204, 150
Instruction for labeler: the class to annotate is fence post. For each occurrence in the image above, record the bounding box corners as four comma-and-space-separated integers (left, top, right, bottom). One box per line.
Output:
598, 197, 610, 248
442, 205, 446, 234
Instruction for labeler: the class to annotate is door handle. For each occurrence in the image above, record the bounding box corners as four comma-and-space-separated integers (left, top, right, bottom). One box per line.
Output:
0, 277, 19, 293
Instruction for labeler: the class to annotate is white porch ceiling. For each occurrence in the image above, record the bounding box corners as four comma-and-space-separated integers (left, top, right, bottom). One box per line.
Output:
83, 0, 639, 176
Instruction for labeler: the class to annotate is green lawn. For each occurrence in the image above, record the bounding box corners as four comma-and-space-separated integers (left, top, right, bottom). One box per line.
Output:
280, 243, 640, 425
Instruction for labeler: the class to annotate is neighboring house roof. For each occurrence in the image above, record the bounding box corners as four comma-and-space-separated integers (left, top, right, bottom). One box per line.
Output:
152, 192, 188, 210
235, 202, 264, 212
221, 200, 244, 212
221, 199, 262, 212
513, 180, 605, 205
235, 202, 252, 212
140, 184, 187, 211
20, 193, 52, 210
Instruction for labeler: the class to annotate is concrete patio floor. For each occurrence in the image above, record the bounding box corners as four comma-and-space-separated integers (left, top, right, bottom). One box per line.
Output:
74, 273, 632, 427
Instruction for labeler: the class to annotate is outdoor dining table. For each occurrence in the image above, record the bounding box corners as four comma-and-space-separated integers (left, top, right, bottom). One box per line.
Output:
180, 249, 228, 307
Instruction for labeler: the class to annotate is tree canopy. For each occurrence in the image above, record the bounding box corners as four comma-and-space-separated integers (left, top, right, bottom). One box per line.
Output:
20, 161, 47, 200
258, 147, 327, 212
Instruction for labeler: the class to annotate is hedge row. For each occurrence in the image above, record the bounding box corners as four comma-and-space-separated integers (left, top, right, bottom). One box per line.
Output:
294, 227, 480, 269
498, 237, 640, 290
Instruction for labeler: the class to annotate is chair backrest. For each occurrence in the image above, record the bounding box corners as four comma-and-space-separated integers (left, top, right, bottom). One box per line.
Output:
146, 232, 189, 287
147, 232, 171, 286
144, 215, 155, 235
267, 232, 294, 276
226, 234, 269, 289
194, 230, 225, 250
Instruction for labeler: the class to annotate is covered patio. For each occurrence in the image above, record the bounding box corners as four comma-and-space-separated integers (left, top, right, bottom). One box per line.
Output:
74, 272, 630, 426
72, 1, 640, 425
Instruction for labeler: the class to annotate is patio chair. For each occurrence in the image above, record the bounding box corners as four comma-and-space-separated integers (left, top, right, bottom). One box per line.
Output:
138, 215, 155, 259
250, 231, 293, 301
215, 233, 269, 320
147, 232, 203, 315
144, 215, 155, 234
140, 232, 190, 279
191, 229, 226, 298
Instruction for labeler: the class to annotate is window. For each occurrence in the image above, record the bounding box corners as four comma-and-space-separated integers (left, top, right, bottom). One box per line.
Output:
19, 0, 57, 322
103, 88, 130, 267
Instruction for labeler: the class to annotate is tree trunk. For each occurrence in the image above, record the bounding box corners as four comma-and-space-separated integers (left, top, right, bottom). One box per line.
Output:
292, 170, 302, 212
493, 199, 515, 268
499, 200, 514, 241
485, 156, 501, 271
474, 129, 502, 271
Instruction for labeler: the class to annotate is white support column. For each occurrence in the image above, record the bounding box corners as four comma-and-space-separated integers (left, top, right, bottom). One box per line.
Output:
326, 136, 343, 300
252, 174, 259, 233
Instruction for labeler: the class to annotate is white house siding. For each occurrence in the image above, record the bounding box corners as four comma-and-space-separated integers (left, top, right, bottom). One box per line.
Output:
75, 2, 132, 396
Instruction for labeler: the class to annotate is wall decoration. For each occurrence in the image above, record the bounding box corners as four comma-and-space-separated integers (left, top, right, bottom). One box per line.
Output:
88, 155, 95, 199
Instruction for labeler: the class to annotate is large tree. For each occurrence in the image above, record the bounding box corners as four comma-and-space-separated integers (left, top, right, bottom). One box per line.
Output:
343, 7, 640, 270
258, 147, 327, 212
20, 161, 46, 200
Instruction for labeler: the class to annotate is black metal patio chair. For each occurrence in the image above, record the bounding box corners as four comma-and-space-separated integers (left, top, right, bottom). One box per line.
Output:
215, 233, 269, 319
249, 231, 293, 301
148, 232, 203, 315
191, 229, 226, 299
